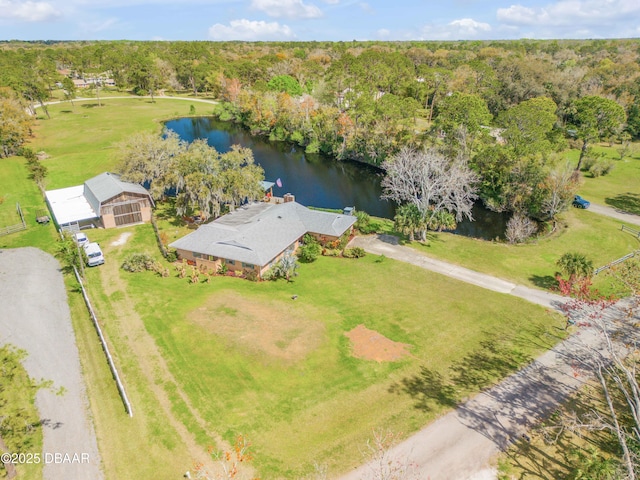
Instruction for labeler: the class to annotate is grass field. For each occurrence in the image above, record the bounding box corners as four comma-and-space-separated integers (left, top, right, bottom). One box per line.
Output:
31, 97, 217, 188
0, 156, 57, 251
409, 207, 639, 295
72, 223, 566, 478
562, 144, 640, 215
3, 96, 636, 478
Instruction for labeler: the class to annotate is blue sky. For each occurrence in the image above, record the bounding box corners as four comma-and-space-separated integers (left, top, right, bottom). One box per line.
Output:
1, 0, 639, 41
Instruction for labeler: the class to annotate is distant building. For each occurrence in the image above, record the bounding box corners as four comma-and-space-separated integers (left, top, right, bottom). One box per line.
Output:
170, 198, 356, 278
45, 172, 154, 231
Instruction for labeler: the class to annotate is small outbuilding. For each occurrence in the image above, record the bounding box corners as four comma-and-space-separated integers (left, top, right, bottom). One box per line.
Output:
46, 172, 154, 230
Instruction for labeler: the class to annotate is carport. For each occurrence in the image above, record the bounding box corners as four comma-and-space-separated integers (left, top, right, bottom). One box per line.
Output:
45, 185, 100, 231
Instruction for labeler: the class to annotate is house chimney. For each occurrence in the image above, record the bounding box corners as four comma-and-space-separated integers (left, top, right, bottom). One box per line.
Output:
283, 193, 295, 203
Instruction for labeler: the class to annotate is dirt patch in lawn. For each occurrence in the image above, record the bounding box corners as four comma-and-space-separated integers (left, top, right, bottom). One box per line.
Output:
110, 232, 132, 246
190, 291, 325, 362
345, 324, 411, 362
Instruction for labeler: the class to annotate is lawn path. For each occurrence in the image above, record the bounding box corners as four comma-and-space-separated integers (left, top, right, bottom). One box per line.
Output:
93, 246, 255, 478
0, 247, 103, 480
349, 235, 567, 310
341, 237, 634, 479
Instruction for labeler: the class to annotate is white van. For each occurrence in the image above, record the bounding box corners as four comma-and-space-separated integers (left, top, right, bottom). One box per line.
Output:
83, 242, 105, 267
73, 232, 89, 247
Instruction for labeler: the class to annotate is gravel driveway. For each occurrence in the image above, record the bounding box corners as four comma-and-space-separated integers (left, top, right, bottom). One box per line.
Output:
0, 248, 102, 480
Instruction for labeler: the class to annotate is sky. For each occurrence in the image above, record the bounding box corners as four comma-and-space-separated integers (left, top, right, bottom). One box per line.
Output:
1, 0, 639, 42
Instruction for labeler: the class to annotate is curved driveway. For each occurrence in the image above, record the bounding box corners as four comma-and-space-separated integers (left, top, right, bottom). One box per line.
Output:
349, 234, 566, 310
0, 248, 102, 480
588, 202, 640, 227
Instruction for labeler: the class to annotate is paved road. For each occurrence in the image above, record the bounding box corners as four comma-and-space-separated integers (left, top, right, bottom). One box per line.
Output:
341, 236, 634, 480
588, 202, 640, 227
0, 248, 103, 480
340, 310, 624, 480
349, 235, 567, 310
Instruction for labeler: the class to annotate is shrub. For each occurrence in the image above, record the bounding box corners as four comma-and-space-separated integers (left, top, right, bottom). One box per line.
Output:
305, 140, 320, 154
298, 243, 321, 263
165, 250, 178, 263
354, 210, 371, 231
337, 232, 351, 249
588, 159, 615, 177
343, 247, 366, 258
505, 214, 538, 244
322, 248, 341, 257
217, 262, 228, 275
244, 270, 259, 282
121, 253, 158, 272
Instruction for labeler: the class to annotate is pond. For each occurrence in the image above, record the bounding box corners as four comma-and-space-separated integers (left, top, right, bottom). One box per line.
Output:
164, 117, 508, 240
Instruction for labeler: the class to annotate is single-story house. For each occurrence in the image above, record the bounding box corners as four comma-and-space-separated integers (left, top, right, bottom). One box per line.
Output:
45, 172, 154, 230
169, 197, 357, 278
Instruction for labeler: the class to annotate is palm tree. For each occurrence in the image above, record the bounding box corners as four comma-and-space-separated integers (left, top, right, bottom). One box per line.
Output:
278, 253, 299, 282
394, 204, 422, 241
426, 209, 457, 232
556, 252, 594, 280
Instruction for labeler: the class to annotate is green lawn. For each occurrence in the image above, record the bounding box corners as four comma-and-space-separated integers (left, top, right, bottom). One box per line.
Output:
31, 97, 217, 188
407, 207, 639, 295
0, 156, 57, 251
5, 97, 635, 478
77, 224, 566, 479
562, 144, 640, 215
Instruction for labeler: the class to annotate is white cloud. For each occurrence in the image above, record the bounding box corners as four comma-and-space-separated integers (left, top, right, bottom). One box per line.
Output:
323, 0, 340, 3
376, 28, 390, 38
497, 0, 640, 27
421, 17, 492, 40
0, 0, 61, 21
250, 0, 322, 19
208, 18, 295, 40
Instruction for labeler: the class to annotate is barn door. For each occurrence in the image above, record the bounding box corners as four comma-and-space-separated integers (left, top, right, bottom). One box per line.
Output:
113, 202, 142, 226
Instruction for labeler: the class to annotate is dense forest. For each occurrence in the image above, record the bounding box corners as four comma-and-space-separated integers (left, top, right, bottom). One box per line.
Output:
1, 38, 639, 231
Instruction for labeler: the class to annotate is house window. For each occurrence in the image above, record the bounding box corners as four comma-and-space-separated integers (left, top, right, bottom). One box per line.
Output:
226, 259, 235, 266
242, 263, 254, 269
207, 255, 218, 261
193, 252, 202, 259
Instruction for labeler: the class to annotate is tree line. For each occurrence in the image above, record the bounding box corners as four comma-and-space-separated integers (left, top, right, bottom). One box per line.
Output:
0, 39, 638, 231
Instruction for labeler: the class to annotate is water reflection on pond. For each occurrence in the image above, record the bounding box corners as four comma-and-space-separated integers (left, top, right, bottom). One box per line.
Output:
164, 117, 508, 240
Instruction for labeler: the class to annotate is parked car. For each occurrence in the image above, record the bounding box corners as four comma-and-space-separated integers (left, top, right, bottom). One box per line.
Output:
572, 195, 591, 209
83, 242, 104, 266
73, 232, 89, 246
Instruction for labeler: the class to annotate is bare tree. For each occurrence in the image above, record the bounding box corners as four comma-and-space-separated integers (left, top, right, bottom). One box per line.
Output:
541, 161, 581, 224
381, 147, 478, 241
552, 261, 640, 479
505, 213, 538, 244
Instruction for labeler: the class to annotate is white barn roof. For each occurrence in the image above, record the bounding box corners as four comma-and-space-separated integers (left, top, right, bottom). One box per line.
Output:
45, 185, 99, 226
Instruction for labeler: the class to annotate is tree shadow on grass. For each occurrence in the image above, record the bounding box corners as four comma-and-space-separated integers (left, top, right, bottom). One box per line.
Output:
449, 339, 532, 392
388, 367, 457, 412
154, 199, 186, 227
605, 192, 640, 216
529, 274, 558, 291
81, 103, 101, 109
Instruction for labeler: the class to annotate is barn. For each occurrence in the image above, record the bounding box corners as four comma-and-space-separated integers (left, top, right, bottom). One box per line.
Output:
45, 172, 154, 230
